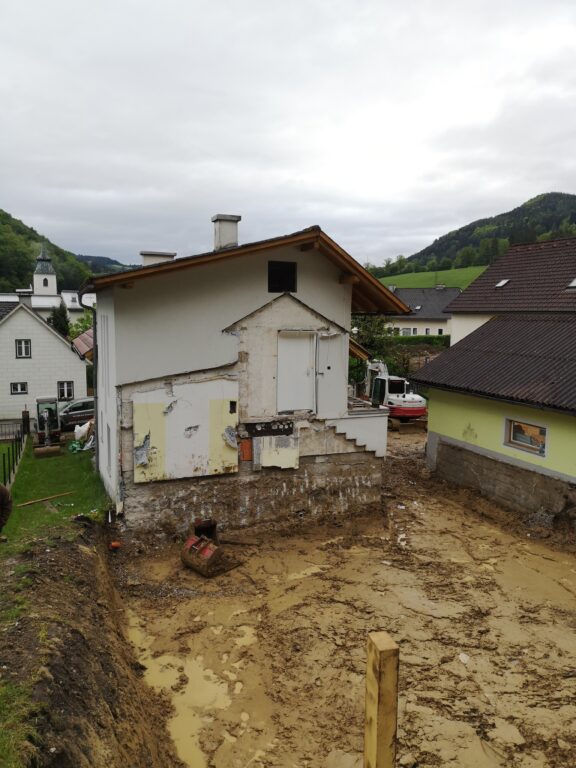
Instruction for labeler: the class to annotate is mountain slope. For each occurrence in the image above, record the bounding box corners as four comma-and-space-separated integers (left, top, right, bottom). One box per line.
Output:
408, 192, 576, 268
0, 210, 89, 292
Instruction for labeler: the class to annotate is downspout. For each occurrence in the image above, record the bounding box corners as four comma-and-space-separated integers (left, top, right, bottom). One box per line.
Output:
79, 288, 98, 472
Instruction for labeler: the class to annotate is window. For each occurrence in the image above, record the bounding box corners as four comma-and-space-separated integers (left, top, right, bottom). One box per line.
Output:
43, 278, 48, 287
438, 328, 444, 336
568, 277, 576, 288
495, 279, 509, 288
505, 419, 546, 456
10, 382, 27, 395
401, 328, 411, 336
15, 339, 31, 358
425, 328, 431, 335
268, 261, 297, 292
412, 328, 418, 335
58, 381, 74, 401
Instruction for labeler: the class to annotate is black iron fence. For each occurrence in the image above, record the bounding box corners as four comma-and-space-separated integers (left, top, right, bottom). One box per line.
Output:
1, 421, 26, 487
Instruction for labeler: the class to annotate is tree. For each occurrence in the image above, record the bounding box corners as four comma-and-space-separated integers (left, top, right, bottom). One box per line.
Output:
48, 301, 70, 337
69, 309, 93, 340
439, 257, 452, 271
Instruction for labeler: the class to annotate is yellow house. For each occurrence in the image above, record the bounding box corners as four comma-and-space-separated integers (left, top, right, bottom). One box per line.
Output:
412, 313, 576, 529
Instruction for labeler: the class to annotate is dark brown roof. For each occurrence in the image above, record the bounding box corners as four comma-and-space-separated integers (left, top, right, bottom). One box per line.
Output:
412, 313, 576, 414
72, 327, 94, 360
83, 226, 409, 316
447, 237, 576, 313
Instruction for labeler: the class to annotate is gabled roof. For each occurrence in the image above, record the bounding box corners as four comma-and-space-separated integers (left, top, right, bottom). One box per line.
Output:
447, 237, 576, 314
223, 292, 347, 333
0, 303, 81, 353
412, 313, 576, 414
392, 287, 461, 319
84, 226, 409, 315
72, 327, 94, 360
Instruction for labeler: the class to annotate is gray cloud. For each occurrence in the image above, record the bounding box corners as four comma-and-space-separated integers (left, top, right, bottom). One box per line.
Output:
1, 1, 576, 266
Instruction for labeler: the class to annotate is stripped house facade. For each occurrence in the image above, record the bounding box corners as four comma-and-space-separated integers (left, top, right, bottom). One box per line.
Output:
85, 217, 409, 531
413, 238, 576, 524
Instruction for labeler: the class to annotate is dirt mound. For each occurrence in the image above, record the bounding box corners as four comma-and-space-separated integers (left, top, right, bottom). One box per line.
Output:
0, 525, 184, 768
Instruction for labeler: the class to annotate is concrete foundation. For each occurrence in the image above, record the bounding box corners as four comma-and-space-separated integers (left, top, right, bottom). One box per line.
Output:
434, 441, 576, 523
120, 451, 384, 533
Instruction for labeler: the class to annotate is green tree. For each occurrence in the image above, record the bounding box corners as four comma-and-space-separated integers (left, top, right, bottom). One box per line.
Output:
69, 309, 93, 340
48, 301, 70, 337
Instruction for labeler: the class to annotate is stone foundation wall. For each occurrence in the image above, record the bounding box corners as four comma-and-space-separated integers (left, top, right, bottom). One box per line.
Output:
121, 452, 384, 533
435, 441, 576, 523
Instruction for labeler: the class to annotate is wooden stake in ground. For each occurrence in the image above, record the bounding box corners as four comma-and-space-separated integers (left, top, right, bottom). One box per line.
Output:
16, 491, 74, 508
365, 631, 399, 768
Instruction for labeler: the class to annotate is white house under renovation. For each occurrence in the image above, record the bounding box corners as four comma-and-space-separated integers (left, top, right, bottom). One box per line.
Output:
84, 217, 409, 531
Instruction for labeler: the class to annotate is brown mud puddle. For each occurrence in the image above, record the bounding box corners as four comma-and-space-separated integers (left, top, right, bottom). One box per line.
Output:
114, 444, 576, 768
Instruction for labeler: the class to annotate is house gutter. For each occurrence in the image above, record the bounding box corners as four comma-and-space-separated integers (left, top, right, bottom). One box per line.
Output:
79, 288, 98, 471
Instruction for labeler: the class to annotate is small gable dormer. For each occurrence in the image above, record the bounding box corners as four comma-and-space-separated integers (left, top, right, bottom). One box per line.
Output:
33, 244, 57, 296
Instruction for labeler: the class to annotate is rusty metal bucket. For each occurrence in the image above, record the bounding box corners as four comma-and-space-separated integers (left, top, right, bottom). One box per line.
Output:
181, 534, 224, 576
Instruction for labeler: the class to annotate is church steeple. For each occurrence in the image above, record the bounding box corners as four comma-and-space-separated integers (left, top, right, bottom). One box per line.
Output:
33, 243, 58, 295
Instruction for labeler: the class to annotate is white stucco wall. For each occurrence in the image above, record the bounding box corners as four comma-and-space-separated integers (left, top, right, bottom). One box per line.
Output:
228, 294, 348, 421
96, 291, 119, 499
112, 244, 352, 385
450, 313, 494, 345
0, 306, 87, 419
390, 317, 451, 336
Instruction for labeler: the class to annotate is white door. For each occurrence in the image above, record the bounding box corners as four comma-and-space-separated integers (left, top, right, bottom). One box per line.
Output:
316, 333, 348, 418
277, 332, 316, 413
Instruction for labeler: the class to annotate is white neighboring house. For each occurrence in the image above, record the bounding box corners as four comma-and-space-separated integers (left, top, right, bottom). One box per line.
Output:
0, 299, 88, 420
86, 216, 409, 531
383, 286, 461, 337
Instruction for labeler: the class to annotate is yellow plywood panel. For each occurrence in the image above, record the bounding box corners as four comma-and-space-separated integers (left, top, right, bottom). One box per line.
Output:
133, 402, 167, 483
208, 399, 239, 475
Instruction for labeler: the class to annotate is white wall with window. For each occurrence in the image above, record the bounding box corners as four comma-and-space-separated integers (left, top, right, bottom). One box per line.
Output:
0, 304, 87, 419
387, 317, 452, 337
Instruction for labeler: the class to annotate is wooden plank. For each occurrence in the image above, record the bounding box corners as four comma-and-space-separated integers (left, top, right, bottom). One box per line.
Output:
17, 491, 74, 508
364, 631, 399, 768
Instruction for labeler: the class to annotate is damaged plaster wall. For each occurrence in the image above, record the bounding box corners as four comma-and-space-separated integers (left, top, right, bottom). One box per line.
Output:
226, 293, 348, 421
96, 290, 119, 500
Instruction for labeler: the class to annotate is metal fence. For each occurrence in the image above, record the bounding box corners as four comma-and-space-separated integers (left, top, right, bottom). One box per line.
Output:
1, 421, 26, 487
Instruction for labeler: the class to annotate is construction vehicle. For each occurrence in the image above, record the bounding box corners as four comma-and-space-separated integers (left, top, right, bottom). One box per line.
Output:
367, 361, 427, 420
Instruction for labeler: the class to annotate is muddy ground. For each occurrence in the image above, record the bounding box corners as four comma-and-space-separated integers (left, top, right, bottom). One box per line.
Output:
1, 433, 574, 767
109, 434, 576, 768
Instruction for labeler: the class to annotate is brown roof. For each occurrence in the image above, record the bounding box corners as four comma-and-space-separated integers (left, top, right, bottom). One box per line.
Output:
72, 327, 94, 360
412, 313, 576, 414
447, 237, 576, 314
83, 226, 409, 316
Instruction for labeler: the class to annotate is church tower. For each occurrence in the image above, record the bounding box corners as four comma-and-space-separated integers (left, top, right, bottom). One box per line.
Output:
33, 243, 58, 296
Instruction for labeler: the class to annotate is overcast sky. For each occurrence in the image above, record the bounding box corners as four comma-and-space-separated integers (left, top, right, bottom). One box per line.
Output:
2, 1, 576, 265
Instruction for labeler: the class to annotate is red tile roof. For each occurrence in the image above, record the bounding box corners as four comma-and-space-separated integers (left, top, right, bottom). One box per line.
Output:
447, 237, 576, 313
412, 313, 576, 414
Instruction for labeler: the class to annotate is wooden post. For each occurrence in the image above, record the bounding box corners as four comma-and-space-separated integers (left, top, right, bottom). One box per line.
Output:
364, 631, 399, 768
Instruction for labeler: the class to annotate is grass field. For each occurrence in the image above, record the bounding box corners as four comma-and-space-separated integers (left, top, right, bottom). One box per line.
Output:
381, 265, 486, 290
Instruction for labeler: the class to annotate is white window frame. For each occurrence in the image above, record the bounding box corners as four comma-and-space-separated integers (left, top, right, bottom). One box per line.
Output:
10, 382, 28, 395
401, 328, 411, 337
438, 328, 444, 336
15, 339, 31, 358
425, 328, 431, 335
58, 380, 74, 401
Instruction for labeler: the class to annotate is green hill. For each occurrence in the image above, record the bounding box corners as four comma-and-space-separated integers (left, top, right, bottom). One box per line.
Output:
382, 265, 486, 290
0, 209, 90, 292
372, 192, 576, 279
76, 254, 135, 275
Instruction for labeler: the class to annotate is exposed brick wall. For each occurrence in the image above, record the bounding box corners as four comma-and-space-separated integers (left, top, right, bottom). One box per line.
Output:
120, 452, 384, 533
435, 442, 576, 521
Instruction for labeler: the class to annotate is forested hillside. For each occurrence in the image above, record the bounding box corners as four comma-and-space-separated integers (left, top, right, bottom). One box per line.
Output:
0, 209, 89, 291
372, 192, 576, 279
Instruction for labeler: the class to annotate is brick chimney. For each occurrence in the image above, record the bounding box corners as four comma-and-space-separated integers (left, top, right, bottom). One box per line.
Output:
212, 214, 241, 250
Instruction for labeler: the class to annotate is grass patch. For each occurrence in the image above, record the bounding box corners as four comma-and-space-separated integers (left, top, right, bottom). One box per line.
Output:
381, 265, 486, 290
3, 439, 109, 553
0, 683, 38, 768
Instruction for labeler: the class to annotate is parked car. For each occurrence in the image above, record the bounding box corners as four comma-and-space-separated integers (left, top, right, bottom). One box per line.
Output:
59, 397, 94, 431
